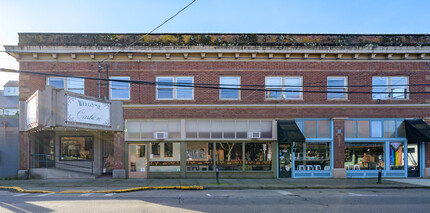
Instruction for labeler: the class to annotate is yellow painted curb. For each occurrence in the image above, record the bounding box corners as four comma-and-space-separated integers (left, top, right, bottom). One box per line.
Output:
0, 186, 203, 194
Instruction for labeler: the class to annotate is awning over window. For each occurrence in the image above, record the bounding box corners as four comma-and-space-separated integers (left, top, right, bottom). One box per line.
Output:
277, 120, 305, 143
404, 119, 430, 143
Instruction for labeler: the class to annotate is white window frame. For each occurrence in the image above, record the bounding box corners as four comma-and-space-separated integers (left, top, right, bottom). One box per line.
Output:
156, 76, 194, 100
327, 76, 348, 100
265, 76, 303, 100
47, 77, 85, 94
372, 76, 409, 100
109, 76, 130, 100
219, 76, 241, 100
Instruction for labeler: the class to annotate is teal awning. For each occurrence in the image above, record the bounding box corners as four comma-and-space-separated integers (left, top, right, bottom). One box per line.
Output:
405, 119, 430, 143
277, 120, 305, 143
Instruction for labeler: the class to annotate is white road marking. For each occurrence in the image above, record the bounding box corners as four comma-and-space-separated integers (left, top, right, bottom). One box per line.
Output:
34, 193, 54, 197
0, 202, 32, 213
104, 193, 115, 197
206, 193, 212, 197
13, 193, 29, 197
276, 190, 293, 195
80, 193, 93, 197
348, 192, 376, 197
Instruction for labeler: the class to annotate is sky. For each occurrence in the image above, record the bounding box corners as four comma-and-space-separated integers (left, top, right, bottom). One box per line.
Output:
1, 0, 430, 89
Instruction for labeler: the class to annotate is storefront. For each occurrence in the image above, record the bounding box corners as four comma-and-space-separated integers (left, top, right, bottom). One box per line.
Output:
277, 119, 334, 178
124, 119, 277, 178
20, 86, 123, 178
344, 119, 416, 178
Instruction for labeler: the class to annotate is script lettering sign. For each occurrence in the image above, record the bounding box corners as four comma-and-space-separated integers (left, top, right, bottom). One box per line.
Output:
66, 95, 111, 126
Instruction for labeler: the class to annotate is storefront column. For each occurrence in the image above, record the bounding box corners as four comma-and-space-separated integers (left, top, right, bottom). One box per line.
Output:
17, 131, 30, 178
332, 118, 347, 178
112, 132, 126, 178
423, 118, 430, 177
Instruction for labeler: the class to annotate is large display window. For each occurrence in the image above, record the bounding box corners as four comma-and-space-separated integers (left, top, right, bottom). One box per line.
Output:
294, 142, 331, 171
216, 143, 243, 171
245, 143, 272, 171
344, 143, 385, 170
149, 142, 180, 172
60, 137, 93, 161
390, 142, 404, 170
186, 142, 214, 171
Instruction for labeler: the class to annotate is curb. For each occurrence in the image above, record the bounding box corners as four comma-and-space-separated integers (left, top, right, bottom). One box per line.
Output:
0, 186, 204, 194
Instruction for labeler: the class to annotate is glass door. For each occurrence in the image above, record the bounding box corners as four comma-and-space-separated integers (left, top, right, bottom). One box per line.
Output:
279, 144, 292, 178
407, 143, 420, 177
129, 144, 147, 178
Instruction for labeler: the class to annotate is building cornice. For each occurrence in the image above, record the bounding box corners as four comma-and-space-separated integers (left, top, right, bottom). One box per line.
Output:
4, 45, 430, 61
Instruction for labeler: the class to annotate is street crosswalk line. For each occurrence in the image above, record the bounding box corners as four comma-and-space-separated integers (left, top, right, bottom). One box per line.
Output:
33, 193, 54, 197
104, 193, 115, 197
79, 193, 93, 197
276, 190, 293, 195
13, 193, 29, 197
348, 192, 376, 197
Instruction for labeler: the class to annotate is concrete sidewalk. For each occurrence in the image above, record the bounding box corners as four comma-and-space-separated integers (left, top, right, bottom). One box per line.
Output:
0, 178, 429, 193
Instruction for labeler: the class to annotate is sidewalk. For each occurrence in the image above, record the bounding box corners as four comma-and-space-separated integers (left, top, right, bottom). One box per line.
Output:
0, 178, 429, 193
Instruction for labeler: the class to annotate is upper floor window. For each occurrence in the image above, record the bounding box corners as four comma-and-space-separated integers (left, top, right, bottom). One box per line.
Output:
327, 77, 347, 100
110, 76, 130, 100
220, 76, 240, 100
156, 77, 193, 100
372, 76, 408, 100
265, 77, 302, 99
47, 77, 84, 94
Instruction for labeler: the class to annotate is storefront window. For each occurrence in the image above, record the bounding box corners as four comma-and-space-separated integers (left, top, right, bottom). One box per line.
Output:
60, 137, 93, 161
186, 142, 214, 171
216, 143, 243, 171
294, 143, 330, 171
390, 142, 404, 170
344, 143, 385, 170
245, 143, 272, 171
149, 142, 180, 172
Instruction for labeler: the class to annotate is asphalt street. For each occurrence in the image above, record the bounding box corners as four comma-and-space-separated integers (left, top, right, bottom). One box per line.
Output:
0, 189, 429, 213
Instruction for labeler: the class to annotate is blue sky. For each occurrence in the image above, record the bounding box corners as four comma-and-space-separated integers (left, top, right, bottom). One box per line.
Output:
1, 0, 429, 88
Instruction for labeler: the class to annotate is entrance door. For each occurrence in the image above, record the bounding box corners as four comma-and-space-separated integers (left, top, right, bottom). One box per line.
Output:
129, 144, 147, 178
407, 143, 420, 177
279, 144, 292, 178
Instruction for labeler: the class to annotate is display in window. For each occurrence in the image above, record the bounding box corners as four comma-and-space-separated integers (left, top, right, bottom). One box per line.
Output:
216, 143, 243, 171
60, 137, 93, 161
344, 143, 384, 170
294, 143, 330, 171
245, 143, 272, 171
186, 142, 214, 171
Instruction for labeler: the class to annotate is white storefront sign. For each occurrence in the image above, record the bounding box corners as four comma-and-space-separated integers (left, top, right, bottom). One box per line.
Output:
66, 95, 111, 126
26, 92, 38, 127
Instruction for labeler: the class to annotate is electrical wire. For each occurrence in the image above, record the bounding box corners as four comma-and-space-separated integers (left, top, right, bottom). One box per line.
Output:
100, 0, 198, 62
1, 68, 429, 94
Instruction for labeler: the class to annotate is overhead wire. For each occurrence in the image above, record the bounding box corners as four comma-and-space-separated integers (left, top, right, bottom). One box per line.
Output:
1, 68, 429, 95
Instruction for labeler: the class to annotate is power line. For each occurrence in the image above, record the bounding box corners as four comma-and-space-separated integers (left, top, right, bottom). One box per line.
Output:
1, 68, 429, 95
100, 0, 198, 62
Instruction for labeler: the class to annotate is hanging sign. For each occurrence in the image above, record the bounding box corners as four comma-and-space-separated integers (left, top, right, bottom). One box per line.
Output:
390, 142, 402, 151
66, 95, 111, 126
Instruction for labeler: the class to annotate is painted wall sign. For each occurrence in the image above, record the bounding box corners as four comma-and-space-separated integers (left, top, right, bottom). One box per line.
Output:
66, 95, 111, 126
26, 92, 38, 127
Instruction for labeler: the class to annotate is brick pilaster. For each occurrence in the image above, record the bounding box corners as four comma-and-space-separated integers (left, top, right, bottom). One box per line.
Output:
113, 132, 125, 170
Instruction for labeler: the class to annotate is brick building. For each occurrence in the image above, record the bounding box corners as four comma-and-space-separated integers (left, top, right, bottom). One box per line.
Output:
4, 33, 430, 179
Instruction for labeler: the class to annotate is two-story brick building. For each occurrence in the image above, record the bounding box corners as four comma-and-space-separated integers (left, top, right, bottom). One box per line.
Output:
4, 33, 430, 179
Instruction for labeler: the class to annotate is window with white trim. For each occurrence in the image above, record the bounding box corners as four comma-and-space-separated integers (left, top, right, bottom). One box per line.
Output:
327, 77, 347, 100
372, 76, 408, 100
265, 77, 302, 99
110, 76, 130, 100
47, 77, 84, 94
156, 77, 193, 100
220, 76, 240, 100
